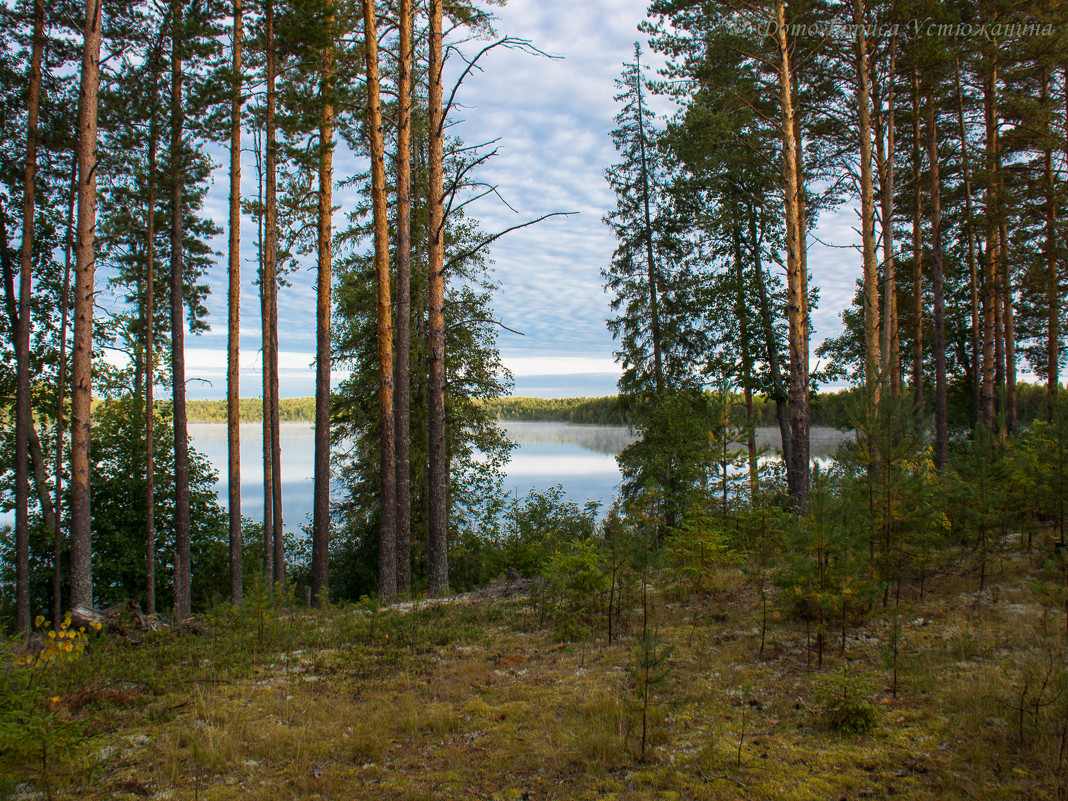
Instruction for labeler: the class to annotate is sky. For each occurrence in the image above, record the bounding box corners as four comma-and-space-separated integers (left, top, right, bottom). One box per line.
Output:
181, 0, 865, 401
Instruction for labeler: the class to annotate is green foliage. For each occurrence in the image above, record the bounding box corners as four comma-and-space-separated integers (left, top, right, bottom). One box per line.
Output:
481, 396, 630, 425
813, 664, 879, 736
544, 538, 609, 642
183, 397, 317, 423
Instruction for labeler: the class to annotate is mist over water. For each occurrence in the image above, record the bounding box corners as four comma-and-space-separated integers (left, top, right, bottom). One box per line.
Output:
185, 421, 852, 531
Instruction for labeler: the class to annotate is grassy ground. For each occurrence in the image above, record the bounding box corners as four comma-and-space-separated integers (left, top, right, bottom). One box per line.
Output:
2, 542, 1067, 801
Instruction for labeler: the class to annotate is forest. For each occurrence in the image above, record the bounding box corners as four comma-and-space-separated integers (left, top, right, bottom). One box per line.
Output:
1, 0, 1068, 797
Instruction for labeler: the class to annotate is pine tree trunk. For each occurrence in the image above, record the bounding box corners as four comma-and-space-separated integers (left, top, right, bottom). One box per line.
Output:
227, 0, 243, 604
956, 55, 981, 428
853, 0, 880, 406
54, 151, 77, 626
634, 46, 663, 394
733, 223, 757, 493
1000, 215, 1015, 435
750, 209, 791, 474
265, 0, 284, 584
170, 0, 192, 621
427, 0, 448, 591
910, 69, 924, 424
1044, 67, 1059, 422
257, 124, 273, 575
774, 0, 808, 505
145, 61, 161, 616
927, 100, 947, 471
394, 0, 413, 594
311, 4, 335, 604
875, 36, 898, 397
70, 0, 104, 611
15, 0, 45, 635
981, 64, 997, 429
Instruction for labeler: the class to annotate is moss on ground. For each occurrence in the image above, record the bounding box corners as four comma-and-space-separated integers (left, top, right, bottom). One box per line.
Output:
3, 543, 1067, 800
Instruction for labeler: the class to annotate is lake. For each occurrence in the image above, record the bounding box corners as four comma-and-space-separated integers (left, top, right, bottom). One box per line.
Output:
186, 421, 852, 531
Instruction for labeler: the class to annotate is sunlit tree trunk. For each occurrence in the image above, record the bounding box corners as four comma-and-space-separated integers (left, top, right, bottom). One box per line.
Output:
15, 0, 45, 635
70, 0, 104, 611
427, 0, 448, 589
312, 1, 335, 604
227, 0, 243, 604
170, 0, 192, 620
774, 0, 808, 505
394, 0, 413, 594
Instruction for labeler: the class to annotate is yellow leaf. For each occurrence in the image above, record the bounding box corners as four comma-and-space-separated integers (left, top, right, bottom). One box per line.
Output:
34, 615, 45, 629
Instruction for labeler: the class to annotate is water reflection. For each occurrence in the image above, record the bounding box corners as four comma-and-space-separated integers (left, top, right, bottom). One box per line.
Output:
184, 421, 854, 530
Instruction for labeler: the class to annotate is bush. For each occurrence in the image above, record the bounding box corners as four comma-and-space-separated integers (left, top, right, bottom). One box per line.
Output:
813, 664, 879, 736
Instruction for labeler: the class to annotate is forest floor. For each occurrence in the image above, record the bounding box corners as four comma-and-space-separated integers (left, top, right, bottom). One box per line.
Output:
3, 540, 1067, 801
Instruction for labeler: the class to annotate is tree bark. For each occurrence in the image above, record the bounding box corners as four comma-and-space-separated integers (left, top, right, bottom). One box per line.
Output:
853, 0, 880, 406
955, 54, 981, 428
227, 0, 243, 604
634, 45, 663, 394
70, 0, 104, 611
927, 99, 947, 471
15, 0, 45, 636
427, 0, 448, 590
774, 0, 808, 505
265, 0, 284, 584
170, 0, 192, 621
145, 58, 161, 615
1044, 66, 1059, 422
394, 0, 413, 594
256, 122, 273, 576
910, 68, 924, 423
875, 35, 898, 398
750, 205, 791, 477
311, 2, 335, 604
54, 151, 77, 626
981, 63, 997, 429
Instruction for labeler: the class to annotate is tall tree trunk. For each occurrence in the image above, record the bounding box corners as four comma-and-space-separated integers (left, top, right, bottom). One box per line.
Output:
256, 122, 273, 575
956, 54, 981, 428
981, 63, 997, 430
750, 208, 791, 475
733, 222, 757, 493
227, 0, 243, 604
363, 0, 394, 600
634, 46, 663, 394
876, 36, 898, 398
853, 0, 880, 406
224, 0, 243, 603
1000, 212, 1015, 434
170, 0, 192, 621
15, 0, 45, 635
265, 0, 284, 584
774, 0, 808, 505
927, 99, 947, 471
394, 0, 413, 594
910, 68, 924, 424
70, 0, 104, 611
145, 61, 161, 615
1044, 66, 1059, 422
311, 3, 335, 604
427, 0, 448, 591
54, 151, 77, 626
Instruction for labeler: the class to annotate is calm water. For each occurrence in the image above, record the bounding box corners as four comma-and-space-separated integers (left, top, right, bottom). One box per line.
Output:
186, 421, 852, 531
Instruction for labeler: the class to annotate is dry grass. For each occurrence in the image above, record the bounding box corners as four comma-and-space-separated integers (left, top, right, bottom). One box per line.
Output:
4, 542, 1068, 801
